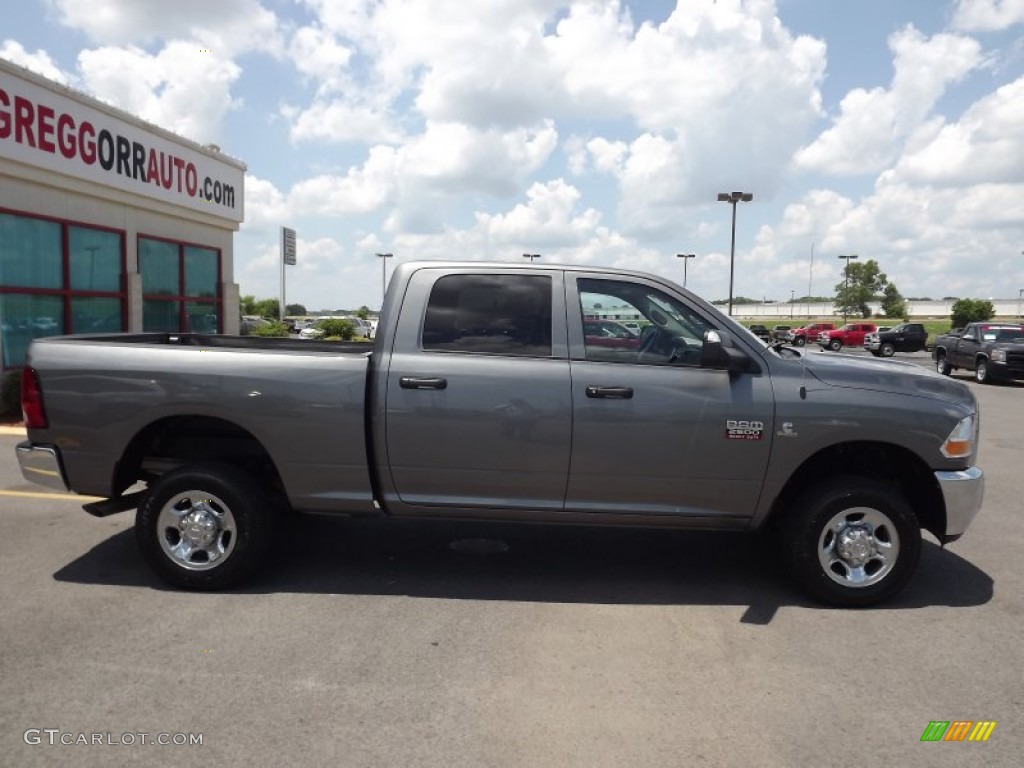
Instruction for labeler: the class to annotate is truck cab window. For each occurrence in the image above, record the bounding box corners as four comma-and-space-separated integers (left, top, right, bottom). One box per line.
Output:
578, 278, 712, 365
422, 274, 552, 356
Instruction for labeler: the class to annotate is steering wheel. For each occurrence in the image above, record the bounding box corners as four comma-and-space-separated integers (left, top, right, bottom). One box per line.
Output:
638, 325, 661, 356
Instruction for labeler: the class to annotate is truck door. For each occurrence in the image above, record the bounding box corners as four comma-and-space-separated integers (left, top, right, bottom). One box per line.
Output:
382, 269, 572, 514
952, 326, 980, 368
564, 275, 774, 520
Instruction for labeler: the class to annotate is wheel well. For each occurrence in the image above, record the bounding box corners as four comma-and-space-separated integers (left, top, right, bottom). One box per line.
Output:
113, 416, 285, 499
766, 441, 945, 542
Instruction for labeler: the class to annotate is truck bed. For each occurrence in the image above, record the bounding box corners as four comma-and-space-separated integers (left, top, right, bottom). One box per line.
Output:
24, 333, 375, 513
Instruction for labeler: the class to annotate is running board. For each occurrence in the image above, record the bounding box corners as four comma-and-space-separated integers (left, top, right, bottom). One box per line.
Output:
82, 491, 147, 518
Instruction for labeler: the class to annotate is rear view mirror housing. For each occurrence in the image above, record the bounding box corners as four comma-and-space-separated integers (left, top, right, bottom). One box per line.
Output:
701, 330, 751, 373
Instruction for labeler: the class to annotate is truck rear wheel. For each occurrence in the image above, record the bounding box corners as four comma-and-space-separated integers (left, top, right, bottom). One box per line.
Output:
135, 463, 275, 590
784, 477, 920, 607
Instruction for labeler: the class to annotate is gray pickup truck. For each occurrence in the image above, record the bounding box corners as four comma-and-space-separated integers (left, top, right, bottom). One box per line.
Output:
17, 262, 984, 606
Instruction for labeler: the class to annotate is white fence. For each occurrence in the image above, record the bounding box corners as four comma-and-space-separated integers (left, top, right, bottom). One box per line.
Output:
730, 299, 1024, 320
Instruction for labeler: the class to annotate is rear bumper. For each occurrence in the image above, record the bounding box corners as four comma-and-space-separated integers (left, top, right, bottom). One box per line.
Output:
16, 441, 69, 492
935, 467, 984, 541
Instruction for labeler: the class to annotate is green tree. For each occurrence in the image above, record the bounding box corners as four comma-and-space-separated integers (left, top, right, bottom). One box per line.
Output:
951, 299, 995, 328
356, 305, 371, 320
253, 298, 280, 320
834, 259, 888, 319
880, 283, 906, 319
239, 294, 257, 315
285, 303, 307, 316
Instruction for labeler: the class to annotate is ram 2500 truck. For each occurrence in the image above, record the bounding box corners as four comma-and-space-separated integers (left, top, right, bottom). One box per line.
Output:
864, 323, 928, 357
17, 262, 984, 606
933, 322, 1024, 383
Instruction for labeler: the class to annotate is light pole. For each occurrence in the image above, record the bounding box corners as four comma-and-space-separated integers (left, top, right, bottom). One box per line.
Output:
717, 191, 753, 316
376, 252, 393, 305
790, 289, 795, 319
676, 253, 695, 288
837, 254, 858, 325
1018, 288, 1023, 319
522, 253, 541, 263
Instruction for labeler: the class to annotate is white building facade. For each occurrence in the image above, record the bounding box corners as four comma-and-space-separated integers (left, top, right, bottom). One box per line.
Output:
0, 58, 245, 370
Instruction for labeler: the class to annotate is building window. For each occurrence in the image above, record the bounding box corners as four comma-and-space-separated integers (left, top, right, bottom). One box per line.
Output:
139, 236, 221, 333
0, 210, 126, 368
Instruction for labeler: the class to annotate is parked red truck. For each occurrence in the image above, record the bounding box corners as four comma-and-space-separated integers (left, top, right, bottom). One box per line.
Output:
819, 323, 878, 352
783, 322, 835, 346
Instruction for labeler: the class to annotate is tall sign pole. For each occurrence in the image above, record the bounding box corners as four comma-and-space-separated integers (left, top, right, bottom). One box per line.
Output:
281, 227, 296, 321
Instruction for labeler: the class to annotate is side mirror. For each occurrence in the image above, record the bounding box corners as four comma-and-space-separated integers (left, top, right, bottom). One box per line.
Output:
701, 330, 750, 373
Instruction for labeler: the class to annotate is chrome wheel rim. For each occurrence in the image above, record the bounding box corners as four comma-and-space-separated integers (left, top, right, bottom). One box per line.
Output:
156, 490, 237, 571
818, 507, 899, 588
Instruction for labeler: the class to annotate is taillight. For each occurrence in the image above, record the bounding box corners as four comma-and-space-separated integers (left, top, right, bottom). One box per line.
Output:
21, 366, 48, 429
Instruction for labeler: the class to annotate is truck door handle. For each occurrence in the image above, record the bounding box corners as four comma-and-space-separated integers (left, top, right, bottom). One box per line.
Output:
399, 376, 448, 390
585, 385, 633, 399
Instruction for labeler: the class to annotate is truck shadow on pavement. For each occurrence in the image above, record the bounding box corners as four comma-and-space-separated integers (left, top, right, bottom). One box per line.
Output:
53, 515, 993, 623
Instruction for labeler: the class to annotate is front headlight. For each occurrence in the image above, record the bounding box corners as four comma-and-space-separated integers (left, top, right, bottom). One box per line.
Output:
940, 414, 978, 459
990, 349, 1006, 363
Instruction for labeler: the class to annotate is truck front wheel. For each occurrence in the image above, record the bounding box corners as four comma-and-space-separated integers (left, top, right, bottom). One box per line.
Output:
975, 359, 996, 384
828, 339, 843, 352
136, 463, 275, 590
794, 337, 806, 347
936, 352, 951, 375
879, 342, 895, 357
784, 477, 920, 607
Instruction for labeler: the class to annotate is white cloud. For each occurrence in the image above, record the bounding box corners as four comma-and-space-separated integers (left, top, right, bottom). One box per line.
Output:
46, 0, 283, 56
288, 145, 399, 215
475, 179, 602, 246
794, 26, 983, 175
889, 76, 1024, 185
76, 42, 242, 143
951, 0, 1024, 31
287, 100, 403, 145
0, 40, 74, 84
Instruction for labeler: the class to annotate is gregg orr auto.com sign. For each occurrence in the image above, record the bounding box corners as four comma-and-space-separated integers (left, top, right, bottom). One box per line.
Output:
0, 65, 244, 223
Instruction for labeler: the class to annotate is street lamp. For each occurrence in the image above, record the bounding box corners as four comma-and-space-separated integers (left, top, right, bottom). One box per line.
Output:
1018, 287, 1023, 319
376, 252, 393, 305
717, 191, 753, 316
522, 253, 541, 262
790, 289, 795, 319
676, 253, 696, 289
837, 254, 858, 325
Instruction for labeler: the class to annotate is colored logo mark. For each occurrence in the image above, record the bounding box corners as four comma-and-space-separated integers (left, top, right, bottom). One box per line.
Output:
920, 721, 996, 742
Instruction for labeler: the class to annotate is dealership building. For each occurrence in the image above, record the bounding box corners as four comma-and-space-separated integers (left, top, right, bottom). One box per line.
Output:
0, 57, 245, 370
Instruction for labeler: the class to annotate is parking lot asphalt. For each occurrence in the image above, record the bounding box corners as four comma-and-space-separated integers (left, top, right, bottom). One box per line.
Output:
1, 350, 1022, 767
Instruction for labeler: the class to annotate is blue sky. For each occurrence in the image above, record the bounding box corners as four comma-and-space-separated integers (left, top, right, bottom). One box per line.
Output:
3, 0, 1024, 311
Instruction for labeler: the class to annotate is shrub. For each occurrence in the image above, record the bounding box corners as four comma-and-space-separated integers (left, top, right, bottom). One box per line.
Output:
251, 321, 291, 337
315, 318, 355, 340
950, 299, 995, 329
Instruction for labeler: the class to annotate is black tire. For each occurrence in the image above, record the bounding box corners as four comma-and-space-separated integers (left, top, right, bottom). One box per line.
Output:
936, 352, 951, 376
783, 477, 920, 607
794, 336, 806, 347
828, 339, 842, 352
135, 463, 276, 590
975, 359, 996, 384
879, 342, 895, 357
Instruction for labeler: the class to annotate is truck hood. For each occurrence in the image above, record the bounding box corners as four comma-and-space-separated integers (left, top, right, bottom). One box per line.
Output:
800, 351, 971, 405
